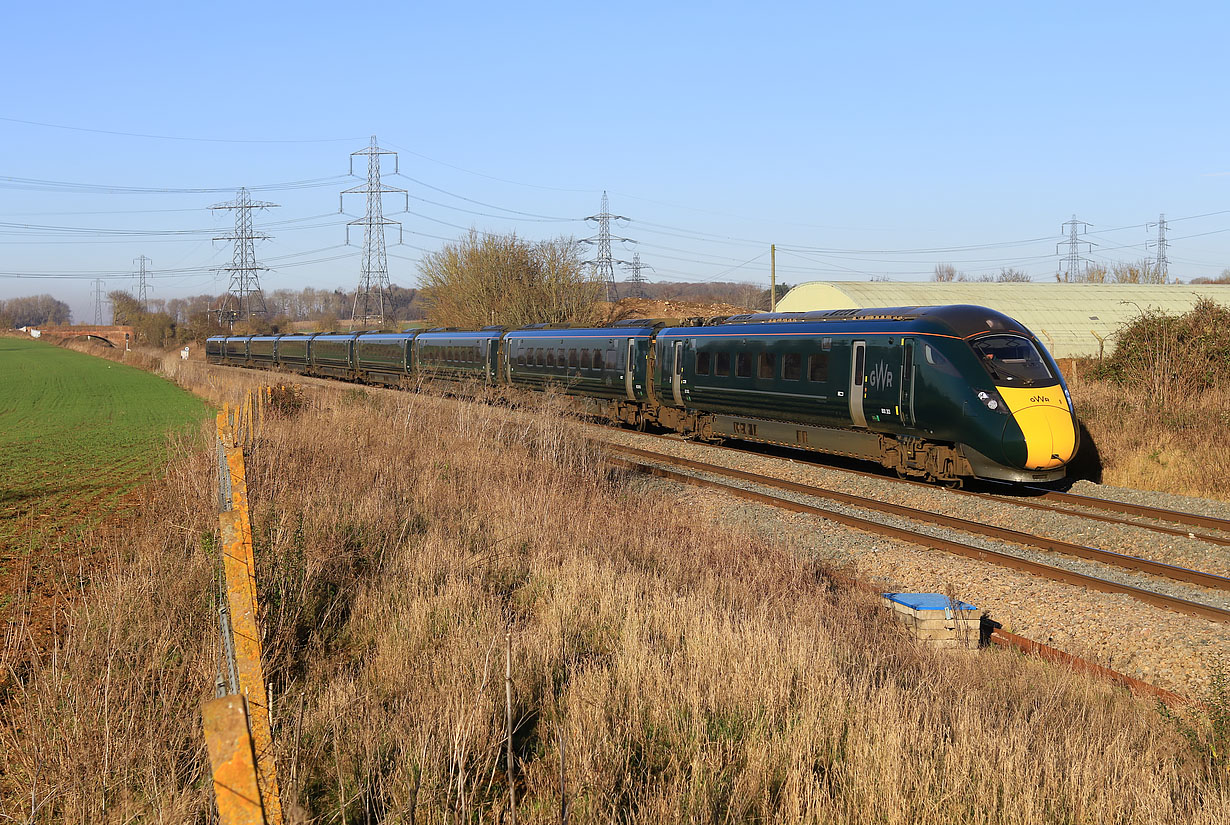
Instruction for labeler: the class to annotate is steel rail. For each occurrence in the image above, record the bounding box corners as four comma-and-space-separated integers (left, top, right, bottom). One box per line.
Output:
612, 430, 1230, 546
606, 456, 1230, 626
606, 444, 1230, 593
1013, 484, 1230, 533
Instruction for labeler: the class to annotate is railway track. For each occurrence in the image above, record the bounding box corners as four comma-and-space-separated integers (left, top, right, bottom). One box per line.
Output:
604, 429, 1230, 546
603, 444, 1230, 626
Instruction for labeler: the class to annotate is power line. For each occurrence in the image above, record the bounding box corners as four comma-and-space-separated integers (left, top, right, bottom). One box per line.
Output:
0, 174, 348, 195
342, 136, 407, 328
396, 173, 577, 221
0, 115, 363, 144
212, 187, 277, 325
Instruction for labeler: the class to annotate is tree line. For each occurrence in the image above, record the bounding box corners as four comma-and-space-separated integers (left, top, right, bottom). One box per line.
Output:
933, 261, 1230, 284
0, 294, 72, 328
3, 229, 790, 345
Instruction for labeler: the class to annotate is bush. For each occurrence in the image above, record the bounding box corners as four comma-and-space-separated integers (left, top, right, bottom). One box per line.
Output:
1087, 298, 1230, 400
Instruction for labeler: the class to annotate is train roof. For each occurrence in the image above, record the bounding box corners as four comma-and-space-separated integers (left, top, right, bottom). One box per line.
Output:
659, 305, 1032, 340
506, 325, 657, 338
414, 329, 504, 339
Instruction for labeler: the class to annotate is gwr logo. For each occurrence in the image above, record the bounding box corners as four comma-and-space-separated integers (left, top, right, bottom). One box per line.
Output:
867, 361, 894, 390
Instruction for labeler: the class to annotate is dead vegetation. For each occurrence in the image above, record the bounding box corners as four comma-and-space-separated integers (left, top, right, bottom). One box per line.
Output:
3, 359, 1228, 823
1069, 299, 1230, 500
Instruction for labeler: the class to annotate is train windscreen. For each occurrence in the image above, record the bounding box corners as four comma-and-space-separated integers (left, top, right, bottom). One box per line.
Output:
970, 335, 1054, 385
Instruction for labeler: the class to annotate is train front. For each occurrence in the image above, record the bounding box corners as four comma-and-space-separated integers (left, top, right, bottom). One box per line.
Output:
965, 332, 1078, 480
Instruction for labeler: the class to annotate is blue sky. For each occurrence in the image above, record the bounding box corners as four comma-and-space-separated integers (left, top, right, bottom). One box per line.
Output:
3, 1, 1229, 321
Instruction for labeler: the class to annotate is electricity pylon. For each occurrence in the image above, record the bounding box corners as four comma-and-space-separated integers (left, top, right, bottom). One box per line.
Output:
341, 135, 407, 328
212, 187, 277, 324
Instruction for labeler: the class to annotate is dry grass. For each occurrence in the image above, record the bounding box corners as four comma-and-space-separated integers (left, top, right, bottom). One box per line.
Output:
1066, 364, 1230, 501
2, 357, 1227, 823
1062, 298, 1230, 501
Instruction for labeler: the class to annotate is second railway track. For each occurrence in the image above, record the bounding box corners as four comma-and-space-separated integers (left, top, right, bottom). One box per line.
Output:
603, 443, 1230, 626
600, 428, 1230, 546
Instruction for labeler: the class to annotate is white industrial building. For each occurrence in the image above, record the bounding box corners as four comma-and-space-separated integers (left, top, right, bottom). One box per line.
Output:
775, 281, 1230, 358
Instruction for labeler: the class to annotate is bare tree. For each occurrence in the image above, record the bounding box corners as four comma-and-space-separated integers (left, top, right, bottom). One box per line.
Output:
1191, 268, 1230, 284
417, 230, 602, 328
1111, 259, 1167, 285
933, 263, 957, 282
996, 268, 1031, 282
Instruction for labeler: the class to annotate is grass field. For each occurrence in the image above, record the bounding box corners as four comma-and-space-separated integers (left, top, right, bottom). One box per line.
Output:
0, 337, 211, 623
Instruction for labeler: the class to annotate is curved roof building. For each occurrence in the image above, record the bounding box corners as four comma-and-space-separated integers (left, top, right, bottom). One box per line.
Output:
775, 281, 1230, 358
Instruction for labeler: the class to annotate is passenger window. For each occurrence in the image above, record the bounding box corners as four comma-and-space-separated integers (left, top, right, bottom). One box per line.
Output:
546, 349, 556, 367
809, 353, 829, 382
783, 352, 801, 380
535, 347, 545, 366
568, 348, 578, 368
516, 349, 525, 367
696, 351, 711, 375
605, 349, 617, 371
715, 352, 731, 376
758, 352, 775, 379
736, 352, 752, 378
923, 343, 961, 377
580, 349, 591, 369
593, 349, 604, 371
557, 348, 566, 369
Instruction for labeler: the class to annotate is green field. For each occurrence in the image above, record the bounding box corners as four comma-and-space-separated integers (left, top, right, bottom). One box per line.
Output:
0, 338, 212, 562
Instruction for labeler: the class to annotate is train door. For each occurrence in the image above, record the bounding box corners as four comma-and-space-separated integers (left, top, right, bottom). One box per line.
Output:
849, 340, 867, 427
900, 338, 916, 427
671, 340, 685, 406
625, 338, 636, 400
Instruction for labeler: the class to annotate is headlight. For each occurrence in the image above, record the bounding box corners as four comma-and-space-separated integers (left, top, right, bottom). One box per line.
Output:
977, 389, 1010, 414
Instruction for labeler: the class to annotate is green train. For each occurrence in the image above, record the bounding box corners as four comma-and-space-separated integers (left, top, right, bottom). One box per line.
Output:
206, 304, 1079, 484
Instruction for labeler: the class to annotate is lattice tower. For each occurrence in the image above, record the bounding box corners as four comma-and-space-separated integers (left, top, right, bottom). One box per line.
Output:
623, 252, 652, 299
341, 136, 407, 328
1058, 214, 1092, 281
1149, 213, 1168, 281
583, 191, 632, 302
93, 278, 105, 325
134, 255, 151, 310
212, 187, 277, 324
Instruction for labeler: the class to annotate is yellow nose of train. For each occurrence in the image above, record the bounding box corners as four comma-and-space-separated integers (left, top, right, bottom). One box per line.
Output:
997, 386, 1078, 471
